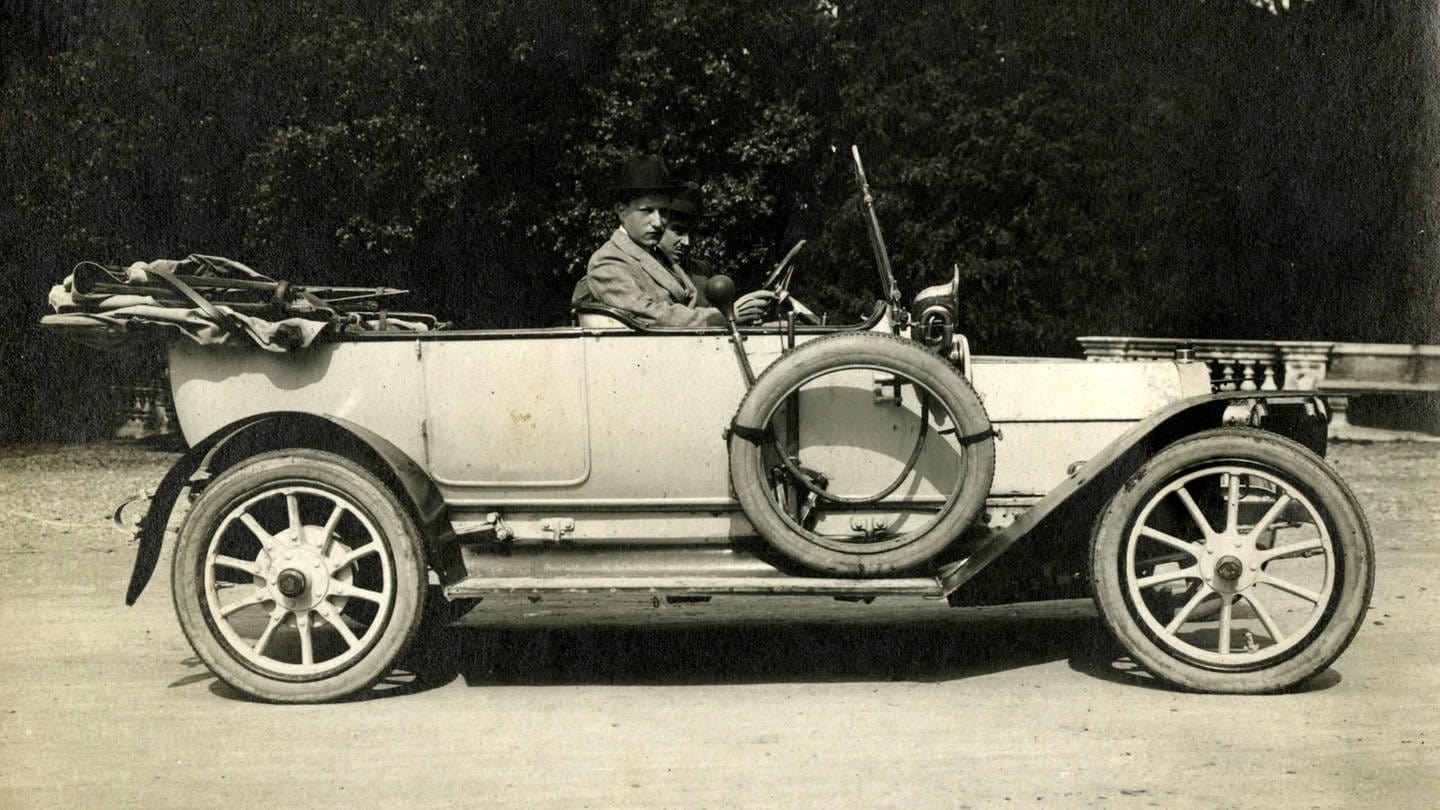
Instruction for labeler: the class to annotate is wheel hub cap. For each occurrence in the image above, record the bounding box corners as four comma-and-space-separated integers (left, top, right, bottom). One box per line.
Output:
257, 526, 338, 611
1200, 532, 1261, 594
276, 569, 307, 597
1214, 556, 1244, 582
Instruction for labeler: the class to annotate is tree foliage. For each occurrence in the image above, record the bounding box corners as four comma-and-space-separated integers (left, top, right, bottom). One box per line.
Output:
1, 0, 1435, 440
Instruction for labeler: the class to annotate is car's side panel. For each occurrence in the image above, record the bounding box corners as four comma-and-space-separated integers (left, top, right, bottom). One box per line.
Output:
168, 332, 1209, 549
518, 330, 789, 504
420, 338, 591, 487
971, 357, 1211, 496
169, 340, 428, 464
436, 331, 790, 545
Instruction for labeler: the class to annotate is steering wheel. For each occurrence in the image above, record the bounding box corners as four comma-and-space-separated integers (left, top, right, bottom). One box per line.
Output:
761, 240, 807, 295
755, 240, 822, 326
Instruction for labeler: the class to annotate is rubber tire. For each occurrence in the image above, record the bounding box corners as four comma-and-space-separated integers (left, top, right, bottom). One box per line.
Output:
172, 449, 428, 703
730, 332, 995, 576
1090, 428, 1374, 693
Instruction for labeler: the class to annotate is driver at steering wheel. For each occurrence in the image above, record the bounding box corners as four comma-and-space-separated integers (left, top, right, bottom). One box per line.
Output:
572, 155, 773, 327
657, 181, 712, 295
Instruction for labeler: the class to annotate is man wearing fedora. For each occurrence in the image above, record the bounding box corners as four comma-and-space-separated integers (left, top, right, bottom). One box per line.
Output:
573, 155, 773, 327
657, 180, 711, 302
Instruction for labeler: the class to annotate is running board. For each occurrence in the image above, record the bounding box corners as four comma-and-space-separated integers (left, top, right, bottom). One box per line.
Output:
444, 575, 945, 598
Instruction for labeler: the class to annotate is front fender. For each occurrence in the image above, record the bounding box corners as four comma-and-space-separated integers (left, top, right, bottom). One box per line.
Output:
938, 390, 1329, 596
124, 412, 458, 605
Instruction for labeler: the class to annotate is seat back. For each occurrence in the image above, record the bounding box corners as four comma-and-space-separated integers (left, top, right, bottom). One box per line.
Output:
576, 311, 629, 329
571, 303, 644, 331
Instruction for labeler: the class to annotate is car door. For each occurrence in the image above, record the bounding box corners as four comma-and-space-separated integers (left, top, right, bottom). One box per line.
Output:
419, 330, 592, 497
576, 329, 788, 505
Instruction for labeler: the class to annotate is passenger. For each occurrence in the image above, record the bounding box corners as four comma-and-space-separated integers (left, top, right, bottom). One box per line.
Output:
657, 181, 712, 302
666, 180, 820, 327
572, 155, 773, 327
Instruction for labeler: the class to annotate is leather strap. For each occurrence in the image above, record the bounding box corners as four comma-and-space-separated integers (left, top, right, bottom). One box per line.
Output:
727, 422, 774, 445
956, 427, 998, 446
145, 262, 229, 325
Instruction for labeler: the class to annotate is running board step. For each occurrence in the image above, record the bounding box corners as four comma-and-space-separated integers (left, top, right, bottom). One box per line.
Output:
444, 575, 945, 598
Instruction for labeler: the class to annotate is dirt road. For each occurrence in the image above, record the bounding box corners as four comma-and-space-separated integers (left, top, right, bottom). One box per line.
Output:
1, 441, 1436, 808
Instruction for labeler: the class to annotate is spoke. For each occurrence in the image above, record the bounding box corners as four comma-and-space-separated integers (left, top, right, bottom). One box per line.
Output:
313, 601, 362, 650
253, 608, 287, 657
1224, 474, 1241, 533
1241, 591, 1283, 643
329, 581, 386, 604
1257, 572, 1321, 604
1247, 493, 1294, 539
318, 502, 346, 555
1165, 584, 1215, 634
213, 554, 262, 577
1137, 565, 1201, 590
1139, 526, 1201, 555
219, 586, 268, 617
296, 610, 314, 666
1175, 487, 1215, 539
1218, 595, 1234, 655
329, 542, 381, 575
287, 492, 304, 540
1260, 537, 1325, 564
238, 513, 277, 552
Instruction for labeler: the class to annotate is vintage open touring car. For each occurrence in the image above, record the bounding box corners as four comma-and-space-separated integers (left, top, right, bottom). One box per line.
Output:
45, 149, 1373, 703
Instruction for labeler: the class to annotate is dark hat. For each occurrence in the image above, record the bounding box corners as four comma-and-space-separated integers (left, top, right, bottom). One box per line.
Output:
609, 154, 680, 196
668, 181, 705, 219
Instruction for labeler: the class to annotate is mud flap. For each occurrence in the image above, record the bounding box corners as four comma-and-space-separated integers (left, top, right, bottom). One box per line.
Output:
125, 452, 202, 605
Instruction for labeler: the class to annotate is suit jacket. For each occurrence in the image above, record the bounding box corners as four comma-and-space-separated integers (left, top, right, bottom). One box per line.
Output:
572, 228, 725, 327
685, 257, 714, 308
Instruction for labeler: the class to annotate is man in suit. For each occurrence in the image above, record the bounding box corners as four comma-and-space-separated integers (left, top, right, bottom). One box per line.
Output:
573, 156, 772, 327
663, 180, 820, 327
657, 180, 710, 302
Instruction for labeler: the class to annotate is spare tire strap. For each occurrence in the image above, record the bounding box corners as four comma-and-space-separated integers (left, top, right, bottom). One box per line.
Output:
956, 427, 999, 447
727, 422, 774, 445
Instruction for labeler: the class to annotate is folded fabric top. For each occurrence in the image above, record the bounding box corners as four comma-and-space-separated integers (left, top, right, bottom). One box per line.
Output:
42, 254, 436, 351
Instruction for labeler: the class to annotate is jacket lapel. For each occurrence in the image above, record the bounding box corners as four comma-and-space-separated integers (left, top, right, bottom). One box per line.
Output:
613, 229, 693, 303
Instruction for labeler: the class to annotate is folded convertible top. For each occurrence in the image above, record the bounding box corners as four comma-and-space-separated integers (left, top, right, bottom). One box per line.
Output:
42, 254, 440, 351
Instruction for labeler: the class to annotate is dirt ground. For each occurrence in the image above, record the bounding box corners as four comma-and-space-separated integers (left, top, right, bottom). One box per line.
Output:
0, 440, 1436, 809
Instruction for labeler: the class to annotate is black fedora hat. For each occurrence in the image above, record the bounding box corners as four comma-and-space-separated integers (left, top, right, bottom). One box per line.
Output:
609, 154, 681, 196
668, 181, 706, 219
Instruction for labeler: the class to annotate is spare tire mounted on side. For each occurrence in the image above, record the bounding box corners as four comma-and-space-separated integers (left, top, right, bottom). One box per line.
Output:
728, 332, 995, 576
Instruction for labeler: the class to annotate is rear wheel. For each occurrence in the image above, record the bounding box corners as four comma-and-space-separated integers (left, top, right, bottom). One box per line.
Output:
172, 449, 427, 703
1090, 428, 1373, 693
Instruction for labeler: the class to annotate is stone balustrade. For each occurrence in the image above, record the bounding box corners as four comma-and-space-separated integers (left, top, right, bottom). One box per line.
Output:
1078, 336, 1440, 436
1076, 336, 1336, 392
112, 381, 173, 438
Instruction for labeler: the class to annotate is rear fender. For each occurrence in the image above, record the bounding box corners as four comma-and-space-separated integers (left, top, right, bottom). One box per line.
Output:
124, 412, 459, 605
939, 391, 1329, 595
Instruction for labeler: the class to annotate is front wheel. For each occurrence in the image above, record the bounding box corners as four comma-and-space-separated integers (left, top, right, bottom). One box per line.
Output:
1090, 428, 1373, 693
172, 449, 428, 703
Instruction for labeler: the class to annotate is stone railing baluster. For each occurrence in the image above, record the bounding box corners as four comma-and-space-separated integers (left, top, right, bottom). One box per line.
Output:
1076, 336, 1439, 438
1077, 336, 1337, 393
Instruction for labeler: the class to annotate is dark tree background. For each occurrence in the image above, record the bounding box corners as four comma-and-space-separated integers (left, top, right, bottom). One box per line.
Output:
2, 0, 1436, 441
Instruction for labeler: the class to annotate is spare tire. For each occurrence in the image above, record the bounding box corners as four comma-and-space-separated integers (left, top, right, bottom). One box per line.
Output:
728, 332, 995, 576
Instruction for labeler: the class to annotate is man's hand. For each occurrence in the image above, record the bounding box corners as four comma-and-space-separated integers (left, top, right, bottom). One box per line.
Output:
732, 290, 778, 324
